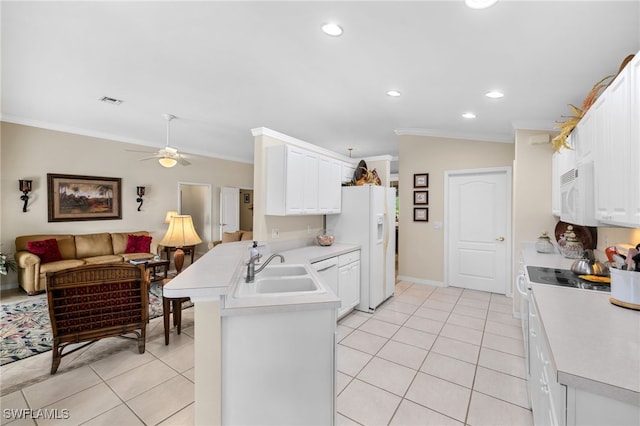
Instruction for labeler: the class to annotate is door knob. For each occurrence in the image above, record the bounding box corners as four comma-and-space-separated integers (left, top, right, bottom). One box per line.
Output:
496, 237, 505, 241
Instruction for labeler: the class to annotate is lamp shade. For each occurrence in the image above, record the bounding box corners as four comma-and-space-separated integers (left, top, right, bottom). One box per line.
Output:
164, 210, 179, 224
159, 215, 202, 248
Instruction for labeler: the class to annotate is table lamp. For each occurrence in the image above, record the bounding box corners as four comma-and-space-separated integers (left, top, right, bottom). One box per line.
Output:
159, 215, 202, 274
164, 210, 179, 224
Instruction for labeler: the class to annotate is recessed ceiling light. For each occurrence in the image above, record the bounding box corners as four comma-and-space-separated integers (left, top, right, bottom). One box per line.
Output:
485, 90, 504, 99
462, 112, 477, 119
465, 0, 498, 9
386, 90, 401, 97
322, 23, 343, 36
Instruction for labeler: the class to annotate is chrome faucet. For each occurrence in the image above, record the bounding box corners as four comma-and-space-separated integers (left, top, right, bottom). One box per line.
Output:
246, 253, 285, 283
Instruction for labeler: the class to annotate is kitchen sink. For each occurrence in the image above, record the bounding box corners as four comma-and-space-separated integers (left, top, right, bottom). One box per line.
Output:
255, 276, 318, 294
233, 263, 324, 298
254, 264, 308, 278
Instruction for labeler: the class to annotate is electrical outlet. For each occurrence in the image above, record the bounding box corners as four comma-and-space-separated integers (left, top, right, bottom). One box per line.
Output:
272, 228, 280, 238
433, 221, 443, 230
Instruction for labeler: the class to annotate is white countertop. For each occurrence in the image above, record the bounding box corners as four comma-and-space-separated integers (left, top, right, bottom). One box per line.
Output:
521, 243, 640, 406
163, 240, 356, 312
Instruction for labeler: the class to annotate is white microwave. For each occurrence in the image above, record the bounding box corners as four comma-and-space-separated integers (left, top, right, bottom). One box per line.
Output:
560, 159, 598, 226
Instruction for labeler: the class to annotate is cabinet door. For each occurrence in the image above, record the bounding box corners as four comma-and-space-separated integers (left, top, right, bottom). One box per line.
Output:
338, 261, 360, 318
302, 151, 319, 214
318, 157, 342, 214
593, 67, 632, 225
285, 147, 306, 215
630, 54, 640, 226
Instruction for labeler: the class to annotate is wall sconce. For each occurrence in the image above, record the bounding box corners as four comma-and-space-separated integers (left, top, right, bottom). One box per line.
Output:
19, 179, 32, 212
136, 186, 145, 211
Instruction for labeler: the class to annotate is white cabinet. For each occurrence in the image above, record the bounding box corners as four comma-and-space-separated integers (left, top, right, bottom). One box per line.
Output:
341, 161, 356, 184
313, 250, 360, 319
338, 251, 360, 319
318, 157, 342, 214
221, 306, 337, 425
592, 53, 640, 227
527, 293, 566, 426
265, 144, 341, 216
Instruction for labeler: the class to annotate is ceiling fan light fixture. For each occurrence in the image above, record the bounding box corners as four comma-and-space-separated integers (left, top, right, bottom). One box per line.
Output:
465, 0, 498, 9
159, 157, 177, 168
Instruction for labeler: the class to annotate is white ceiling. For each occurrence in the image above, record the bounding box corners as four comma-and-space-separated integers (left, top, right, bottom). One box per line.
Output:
2, 1, 639, 171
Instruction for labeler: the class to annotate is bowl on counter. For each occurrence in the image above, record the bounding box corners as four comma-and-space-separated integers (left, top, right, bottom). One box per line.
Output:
316, 233, 334, 246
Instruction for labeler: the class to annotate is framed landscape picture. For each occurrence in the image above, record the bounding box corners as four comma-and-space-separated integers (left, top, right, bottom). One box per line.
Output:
47, 173, 122, 222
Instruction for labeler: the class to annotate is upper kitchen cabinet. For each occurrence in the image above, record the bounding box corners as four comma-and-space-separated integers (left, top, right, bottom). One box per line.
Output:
592, 53, 639, 227
265, 144, 341, 216
318, 156, 342, 214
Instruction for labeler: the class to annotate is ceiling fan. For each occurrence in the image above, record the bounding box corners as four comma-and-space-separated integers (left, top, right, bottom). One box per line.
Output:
128, 113, 191, 167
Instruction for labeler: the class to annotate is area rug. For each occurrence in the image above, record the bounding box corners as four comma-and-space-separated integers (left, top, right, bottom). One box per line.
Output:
0, 282, 192, 366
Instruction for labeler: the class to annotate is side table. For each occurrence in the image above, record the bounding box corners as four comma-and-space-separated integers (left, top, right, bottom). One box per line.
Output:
145, 259, 170, 282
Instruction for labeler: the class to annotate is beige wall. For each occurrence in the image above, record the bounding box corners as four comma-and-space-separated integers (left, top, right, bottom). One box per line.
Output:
397, 134, 515, 284
0, 122, 253, 289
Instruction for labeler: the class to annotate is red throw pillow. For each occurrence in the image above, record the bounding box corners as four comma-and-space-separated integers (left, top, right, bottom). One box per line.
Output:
125, 234, 152, 253
27, 238, 63, 263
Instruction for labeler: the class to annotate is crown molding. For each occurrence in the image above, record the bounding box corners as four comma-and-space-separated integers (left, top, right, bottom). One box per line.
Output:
395, 128, 513, 144
251, 127, 353, 162
1, 115, 254, 165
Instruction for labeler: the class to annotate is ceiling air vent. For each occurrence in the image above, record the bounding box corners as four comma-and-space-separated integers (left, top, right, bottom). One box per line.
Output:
99, 96, 123, 105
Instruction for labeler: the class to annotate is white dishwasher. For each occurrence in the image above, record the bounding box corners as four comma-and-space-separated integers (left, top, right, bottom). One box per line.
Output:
312, 257, 339, 298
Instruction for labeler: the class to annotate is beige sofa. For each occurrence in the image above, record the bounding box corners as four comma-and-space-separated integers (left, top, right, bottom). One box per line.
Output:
14, 231, 156, 295
209, 230, 253, 249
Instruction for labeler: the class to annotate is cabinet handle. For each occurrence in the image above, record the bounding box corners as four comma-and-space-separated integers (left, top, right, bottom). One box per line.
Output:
496, 237, 505, 241
530, 330, 537, 337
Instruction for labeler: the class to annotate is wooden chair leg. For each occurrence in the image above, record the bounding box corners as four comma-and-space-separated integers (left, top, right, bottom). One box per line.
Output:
174, 300, 183, 335
163, 296, 171, 345
51, 342, 61, 374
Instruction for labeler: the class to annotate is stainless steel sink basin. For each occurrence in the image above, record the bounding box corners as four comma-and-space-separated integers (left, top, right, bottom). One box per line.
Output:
255, 276, 318, 294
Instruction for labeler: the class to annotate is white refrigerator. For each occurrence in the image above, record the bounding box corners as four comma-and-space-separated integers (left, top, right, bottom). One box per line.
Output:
327, 185, 396, 312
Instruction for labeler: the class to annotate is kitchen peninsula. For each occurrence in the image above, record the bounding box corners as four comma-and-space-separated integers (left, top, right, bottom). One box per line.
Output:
163, 239, 358, 425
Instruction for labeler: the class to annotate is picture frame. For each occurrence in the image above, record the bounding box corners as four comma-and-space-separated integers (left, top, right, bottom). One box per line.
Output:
414, 207, 429, 222
47, 173, 122, 222
414, 173, 429, 188
414, 191, 428, 205
243, 193, 251, 203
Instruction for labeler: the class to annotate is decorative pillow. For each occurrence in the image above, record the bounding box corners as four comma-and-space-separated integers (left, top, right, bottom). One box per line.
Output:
222, 231, 241, 243
240, 231, 253, 241
27, 238, 63, 263
125, 234, 152, 253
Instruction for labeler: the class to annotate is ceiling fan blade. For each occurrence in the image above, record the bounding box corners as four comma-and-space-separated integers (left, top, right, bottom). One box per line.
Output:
138, 155, 161, 161
126, 148, 158, 154
176, 157, 191, 166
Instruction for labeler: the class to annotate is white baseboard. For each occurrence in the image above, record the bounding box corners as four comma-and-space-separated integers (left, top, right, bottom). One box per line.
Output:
396, 275, 444, 287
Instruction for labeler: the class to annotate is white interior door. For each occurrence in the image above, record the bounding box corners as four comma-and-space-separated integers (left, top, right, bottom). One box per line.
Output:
220, 187, 240, 239
446, 168, 511, 294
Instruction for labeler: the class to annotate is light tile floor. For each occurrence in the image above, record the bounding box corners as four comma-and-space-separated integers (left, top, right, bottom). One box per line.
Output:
1, 281, 533, 425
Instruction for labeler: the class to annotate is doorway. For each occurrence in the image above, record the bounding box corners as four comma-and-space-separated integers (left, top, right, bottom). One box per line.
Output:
444, 167, 512, 295
178, 182, 212, 255
220, 187, 254, 239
